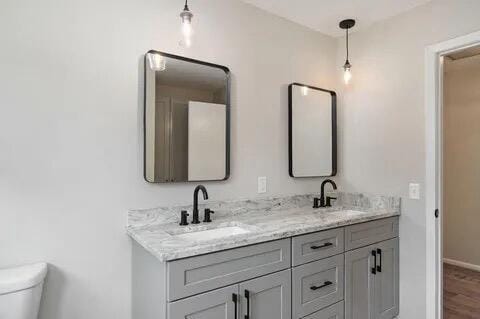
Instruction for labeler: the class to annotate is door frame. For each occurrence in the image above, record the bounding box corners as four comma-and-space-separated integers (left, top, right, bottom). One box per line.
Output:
425, 30, 480, 319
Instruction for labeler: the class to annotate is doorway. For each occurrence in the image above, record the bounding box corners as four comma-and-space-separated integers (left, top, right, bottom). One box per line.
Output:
425, 31, 480, 319
442, 46, 480, 318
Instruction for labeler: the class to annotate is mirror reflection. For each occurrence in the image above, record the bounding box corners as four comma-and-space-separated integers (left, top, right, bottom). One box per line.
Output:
144, 51, 230, 183
289, 83, 336, 177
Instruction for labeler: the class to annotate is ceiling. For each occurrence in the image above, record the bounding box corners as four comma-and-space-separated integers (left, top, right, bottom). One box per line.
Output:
241, 0, 432, 37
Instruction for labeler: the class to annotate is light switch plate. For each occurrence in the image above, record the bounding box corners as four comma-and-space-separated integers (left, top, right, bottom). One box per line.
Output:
409, 183, 420, 199
258, 176, 267, 193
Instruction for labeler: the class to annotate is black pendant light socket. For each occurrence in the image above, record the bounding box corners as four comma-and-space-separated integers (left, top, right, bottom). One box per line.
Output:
339, 19, 356, 30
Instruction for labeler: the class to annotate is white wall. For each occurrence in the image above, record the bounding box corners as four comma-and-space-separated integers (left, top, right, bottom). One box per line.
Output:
443, 55, 480, 268
0, 0, 337, 318
335, 0, 480, 318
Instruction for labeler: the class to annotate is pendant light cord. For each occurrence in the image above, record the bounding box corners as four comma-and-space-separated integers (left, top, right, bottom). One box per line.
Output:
184, 0, 189, 11
346, 28, 349, 61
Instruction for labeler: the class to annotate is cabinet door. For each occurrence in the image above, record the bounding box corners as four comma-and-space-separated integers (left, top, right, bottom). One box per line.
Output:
168, 285, 238, 319
239, 269, 291, 319
374, 238, 399, 319
345, 244, 376, 319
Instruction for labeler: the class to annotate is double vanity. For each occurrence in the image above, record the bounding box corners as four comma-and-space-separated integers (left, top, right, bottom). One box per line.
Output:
128, 191, 400, 319
138, 50, 400, 319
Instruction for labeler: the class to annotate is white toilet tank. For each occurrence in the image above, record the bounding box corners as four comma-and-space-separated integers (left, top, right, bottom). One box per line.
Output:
0, 263, 48, 319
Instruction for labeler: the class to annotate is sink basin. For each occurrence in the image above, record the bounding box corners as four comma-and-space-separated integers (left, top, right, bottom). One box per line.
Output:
173, 226, 251, 241
337, 209, 368, 216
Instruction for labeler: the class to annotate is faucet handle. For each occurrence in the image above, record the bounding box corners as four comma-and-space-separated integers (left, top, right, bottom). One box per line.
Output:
179, 210, 189, 226
326, 196, 337, 207
203, 208, 215, 223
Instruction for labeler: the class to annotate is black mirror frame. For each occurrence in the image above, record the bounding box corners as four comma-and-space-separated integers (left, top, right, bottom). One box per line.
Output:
288, 82, 337, 178
143, 50, 231, 183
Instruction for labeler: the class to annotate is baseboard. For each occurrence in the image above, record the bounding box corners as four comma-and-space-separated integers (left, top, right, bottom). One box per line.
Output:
443, 258, 480, 272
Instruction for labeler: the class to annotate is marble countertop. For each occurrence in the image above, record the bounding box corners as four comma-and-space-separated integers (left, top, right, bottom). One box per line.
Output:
127, 192, 401, 262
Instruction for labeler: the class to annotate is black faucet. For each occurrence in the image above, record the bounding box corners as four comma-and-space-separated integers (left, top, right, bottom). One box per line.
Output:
192, 185, 208, 224
314, 179, 337, 208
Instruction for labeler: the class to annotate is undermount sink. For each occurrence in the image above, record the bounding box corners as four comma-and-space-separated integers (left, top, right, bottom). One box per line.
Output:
337, 209, 368, 216
171, 225, 251, 241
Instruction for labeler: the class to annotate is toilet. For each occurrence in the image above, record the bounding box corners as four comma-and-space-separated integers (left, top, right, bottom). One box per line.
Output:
0, 263, 48, 319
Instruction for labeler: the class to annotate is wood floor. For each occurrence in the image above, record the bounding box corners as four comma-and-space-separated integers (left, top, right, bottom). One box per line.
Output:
444, 263, 480, 318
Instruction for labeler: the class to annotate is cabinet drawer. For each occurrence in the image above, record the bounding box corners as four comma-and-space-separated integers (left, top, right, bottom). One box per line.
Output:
345, 217, 398, 251
167, 239, 291, 301
292, 228, 344, 266
292, 254, 344, 318
303, 301, 344, 319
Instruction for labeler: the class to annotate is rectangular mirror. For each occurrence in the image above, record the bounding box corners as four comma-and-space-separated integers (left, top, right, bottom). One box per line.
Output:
144, 51, 230, 183
288, 83, 336, 177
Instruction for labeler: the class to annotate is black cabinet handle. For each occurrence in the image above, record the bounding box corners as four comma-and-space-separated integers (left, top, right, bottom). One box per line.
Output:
310, 242, 333, 250
232, 293, 238, 319
377, 248, 382, 272
371, 250, 377, 274
244, 290, 250, 319
310, 281, 333, 290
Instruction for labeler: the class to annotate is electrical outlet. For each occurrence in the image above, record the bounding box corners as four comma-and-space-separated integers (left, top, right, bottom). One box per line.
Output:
258, 176, 267, 193
409, 183, 420, 199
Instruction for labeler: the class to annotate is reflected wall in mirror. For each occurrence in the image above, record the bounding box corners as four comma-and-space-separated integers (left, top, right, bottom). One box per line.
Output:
144, 51, 230, 183
288, 83, 337, 177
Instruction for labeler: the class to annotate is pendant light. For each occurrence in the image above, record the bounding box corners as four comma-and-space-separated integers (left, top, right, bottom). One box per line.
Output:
339, 19, 355, 85
179, 0, 193, 48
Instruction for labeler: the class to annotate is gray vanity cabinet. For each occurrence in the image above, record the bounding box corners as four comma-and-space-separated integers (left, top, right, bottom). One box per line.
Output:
239, 269, 292, 319
132, 217, 399, 319
344, 238, 399, 319
168, 285, 238, 319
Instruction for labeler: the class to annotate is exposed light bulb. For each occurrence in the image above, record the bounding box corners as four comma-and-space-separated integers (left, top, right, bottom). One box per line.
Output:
179, 1, 193, 48
301, 86, 309, 96
344, 67, 352, 84
182, 19, 193, 38
147, 52, 166, 71
343, 60, 352, 85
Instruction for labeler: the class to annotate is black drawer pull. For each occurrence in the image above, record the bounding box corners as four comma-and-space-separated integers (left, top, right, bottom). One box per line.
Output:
232, 294, 238, 319
310, 242, 333, 250
371, 250, 377, 274
244, 290, 250, 319
310, 281, 333, 290
377, 248, 382, 272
